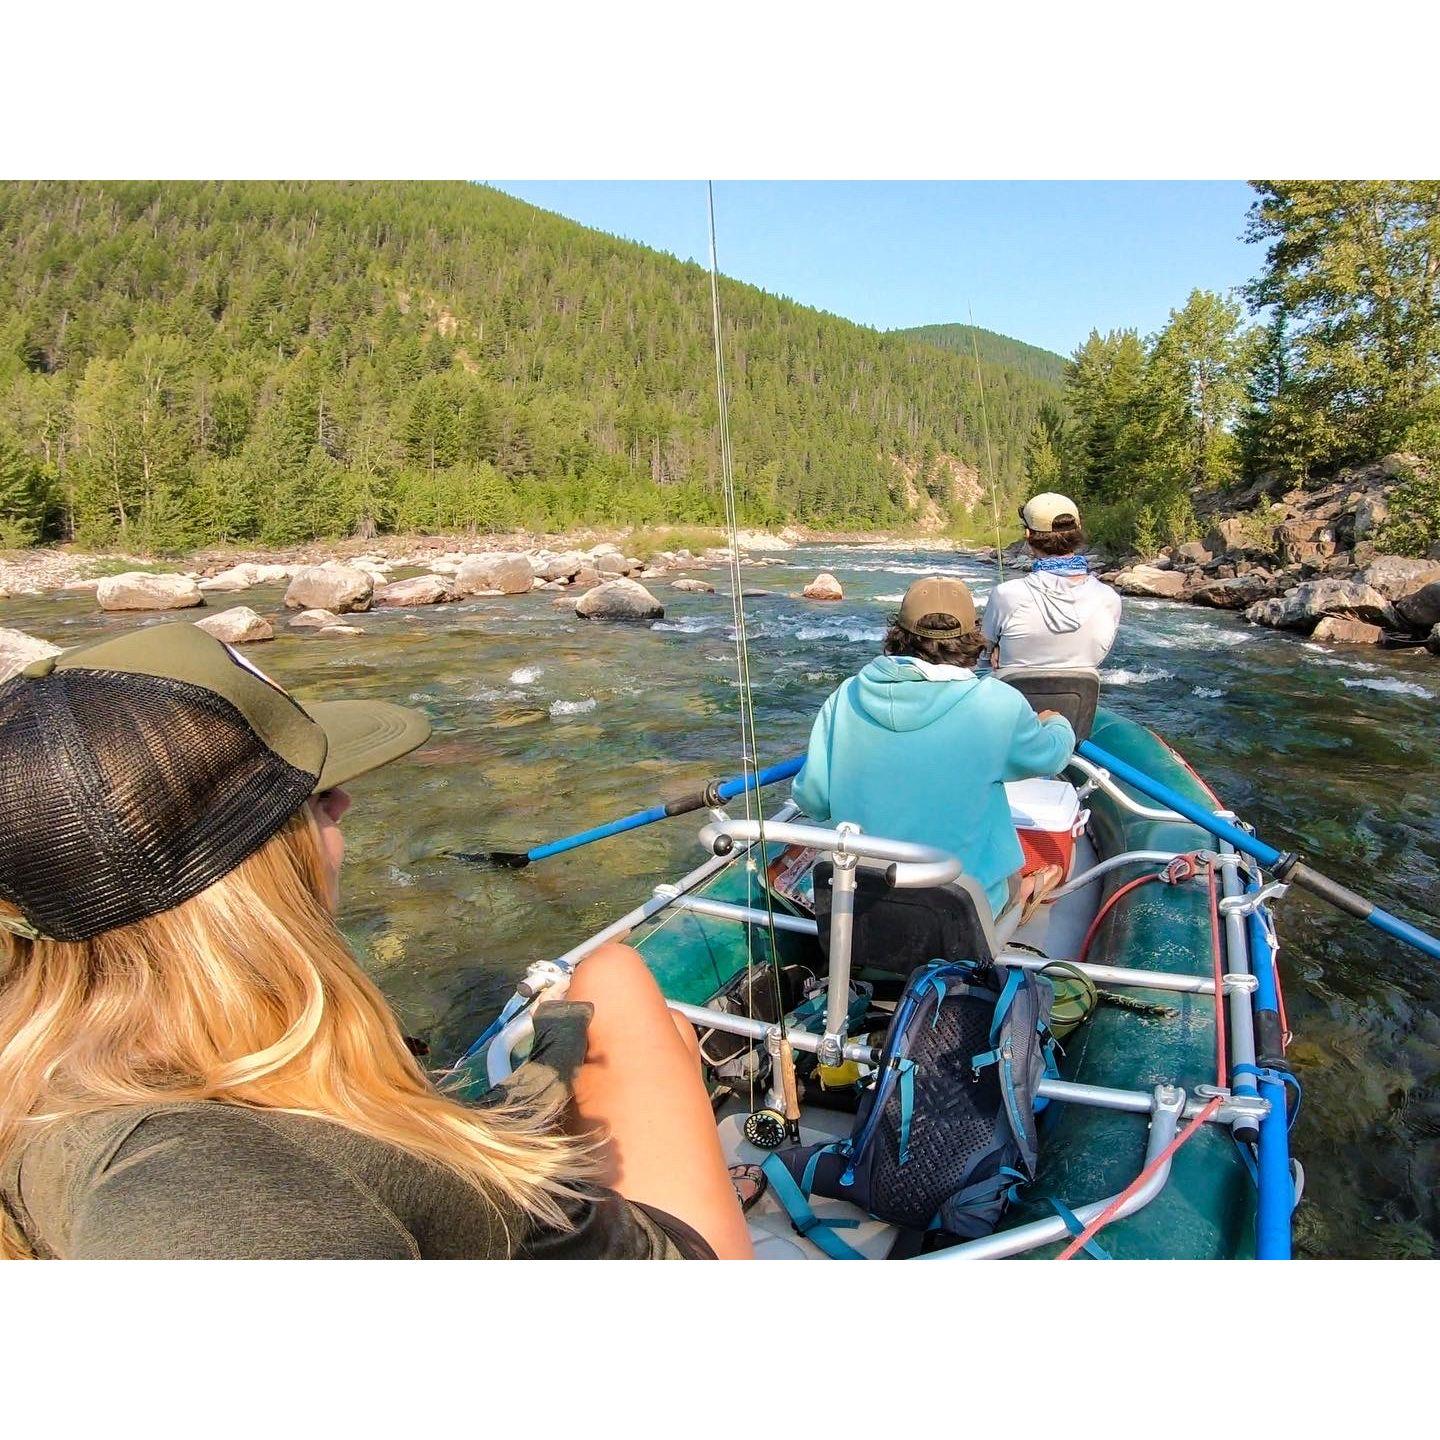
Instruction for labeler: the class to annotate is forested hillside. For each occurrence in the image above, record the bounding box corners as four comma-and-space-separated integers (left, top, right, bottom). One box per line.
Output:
0, 181, 1062, 550
892, 324, 1068, 387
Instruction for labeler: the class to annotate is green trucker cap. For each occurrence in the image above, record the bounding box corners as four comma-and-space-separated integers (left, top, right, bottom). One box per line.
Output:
0, 622, 430, 940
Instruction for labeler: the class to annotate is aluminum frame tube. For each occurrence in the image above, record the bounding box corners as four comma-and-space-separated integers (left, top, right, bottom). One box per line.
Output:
822, 856, 858, 1063
997, 950, 1216, 995
1068, 756, 1189, 823
698, 817, 962, 888
667, 1000, 880, 1065
1218, 842, 1260, 1144
1045, 850, 1184, 901
925, 1087, 1186, 1260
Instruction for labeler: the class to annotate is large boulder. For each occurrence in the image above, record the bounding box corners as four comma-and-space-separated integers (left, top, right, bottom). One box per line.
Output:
671, 577, 716, 594
194, 605, 274, 644
1290, 578, 1397, 628
1245, 594, 1310, 631
1358, 556, 1440, 603
1186, 574, 1279, 610
1311, 616, 1384, 645
802, 572, 845, 601
539, 551, 584, 582
1174, 541, 1214, 566
0, 627, 61, 682
574, 578, 665, 621
595, 552, 628, 577
1352, 494, 1390, 540
284, 565, 373, 613
1112, 565, 1188, 599
572, 565, 601, 589
1396, 581, 1440, 632
200, 563, 263, 593
1275, 518, 1338, 566
453, 554, 534, 596
96, 572, 204, 611
375, 575, 451, 607
1205, 516, 1276, 558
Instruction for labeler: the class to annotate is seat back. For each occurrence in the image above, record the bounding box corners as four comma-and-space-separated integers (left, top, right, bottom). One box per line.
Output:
998, 667, 1100, 741
813, 861, 997, 978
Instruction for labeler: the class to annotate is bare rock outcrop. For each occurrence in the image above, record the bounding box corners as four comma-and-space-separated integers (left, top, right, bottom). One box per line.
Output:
574, 578, 665, 621
284, 565, 373, 613
97, 572, 204, 611
195, 606, 274, 644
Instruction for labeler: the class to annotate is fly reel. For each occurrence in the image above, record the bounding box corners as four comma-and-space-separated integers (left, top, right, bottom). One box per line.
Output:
742, 1108, 788, 1150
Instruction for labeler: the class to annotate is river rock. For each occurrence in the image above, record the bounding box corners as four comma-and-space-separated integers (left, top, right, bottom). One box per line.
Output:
375, 575, 451, 607
454, 554, 534, 596
1245, 594, 1309, 631
284, 565, 373, 613
596, 552, 627, 577
194, 605, 274, 644
572, 565, 601, 589
735, 529, 794, 552
96, 572, 204, 611
540, 551, 584, 582
1205, 517, 1274, 558
574, 578, 664, 621
288, 608, 341, 629
1187, 575, 1278, 611
0, 627, 61, 682
1291, 578, 1397, 628
1112, 565, 1188, 599
1358, 556, 1440, 603
1429, 623, 1440, 657
1175, 541, 1214, 565
671, 577, 716, 593
315, 623, 365, 637
1396, 581, 1440, 632
1353, 494, 1390, 540
1311, 616, 1384, 645
803, 572, 844, 601
200, 564, 263, 593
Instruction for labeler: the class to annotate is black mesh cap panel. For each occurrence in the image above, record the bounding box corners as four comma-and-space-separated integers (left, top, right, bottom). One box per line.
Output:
0, 669, 318, 941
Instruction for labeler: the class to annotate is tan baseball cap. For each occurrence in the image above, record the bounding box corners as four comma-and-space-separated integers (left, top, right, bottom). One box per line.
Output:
1019, 492, 1081, 533
0, 623, 430, 940
896, 576, 977, 637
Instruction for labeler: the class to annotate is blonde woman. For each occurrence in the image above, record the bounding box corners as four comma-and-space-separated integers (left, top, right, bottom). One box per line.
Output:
0, 624, 749, 1260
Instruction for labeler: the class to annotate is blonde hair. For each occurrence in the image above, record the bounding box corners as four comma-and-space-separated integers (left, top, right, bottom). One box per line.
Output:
0, 807, 590, 1259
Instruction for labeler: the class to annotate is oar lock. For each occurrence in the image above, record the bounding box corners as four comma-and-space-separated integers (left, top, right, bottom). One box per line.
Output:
1218, 880, 1290, 917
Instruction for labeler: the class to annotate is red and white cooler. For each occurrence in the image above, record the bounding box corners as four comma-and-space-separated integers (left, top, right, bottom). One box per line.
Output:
1005, 778, 1089, 878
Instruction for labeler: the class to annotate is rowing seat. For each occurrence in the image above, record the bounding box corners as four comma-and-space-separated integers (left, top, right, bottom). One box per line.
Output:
997, 666, 1101, 741
813, 860, 999, 977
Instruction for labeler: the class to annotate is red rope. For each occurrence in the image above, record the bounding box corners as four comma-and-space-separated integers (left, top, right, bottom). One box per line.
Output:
1207, 864, 1228, 1089
1076, 873, 1160, 965
1055, 1095, 1224, 1260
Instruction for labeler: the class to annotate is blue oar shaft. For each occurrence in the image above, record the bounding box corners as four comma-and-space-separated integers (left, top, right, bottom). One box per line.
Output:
525, 756, 804, 863
1077, 739, 1440, 963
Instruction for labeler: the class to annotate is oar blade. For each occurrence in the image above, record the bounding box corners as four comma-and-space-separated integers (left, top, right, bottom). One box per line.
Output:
451, 849, 532, 870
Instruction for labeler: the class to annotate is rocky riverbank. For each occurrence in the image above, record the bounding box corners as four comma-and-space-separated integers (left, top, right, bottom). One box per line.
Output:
1004, 456, 1439, 660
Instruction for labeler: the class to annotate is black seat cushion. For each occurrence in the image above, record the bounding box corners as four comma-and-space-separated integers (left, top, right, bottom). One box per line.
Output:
813, 863, 995, 978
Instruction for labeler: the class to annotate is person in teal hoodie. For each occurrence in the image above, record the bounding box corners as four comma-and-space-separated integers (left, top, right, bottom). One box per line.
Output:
792, 575, 1075, 923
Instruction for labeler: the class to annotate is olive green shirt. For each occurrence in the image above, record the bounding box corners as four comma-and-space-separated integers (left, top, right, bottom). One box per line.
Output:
1, 1004, 702, 1260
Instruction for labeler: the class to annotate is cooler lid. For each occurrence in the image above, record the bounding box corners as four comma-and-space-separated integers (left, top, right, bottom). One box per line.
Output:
1005, 777, 1083, 832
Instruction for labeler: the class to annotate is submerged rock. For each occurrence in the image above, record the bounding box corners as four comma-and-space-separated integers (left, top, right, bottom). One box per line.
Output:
0, 627, 61, 682
803, 572, 844, 601
284, 564, 373, 613
375, 575, 451, 607
574, 578, 665, 621
96, 572, 204, 612
671, 577, 716, 593
288, 608, 341, 629
194, 606, 274, 644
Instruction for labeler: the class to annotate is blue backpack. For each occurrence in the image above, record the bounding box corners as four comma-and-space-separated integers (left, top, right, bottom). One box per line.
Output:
763, 960, 1057, 1258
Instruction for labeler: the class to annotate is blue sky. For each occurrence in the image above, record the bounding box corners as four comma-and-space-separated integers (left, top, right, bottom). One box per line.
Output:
489, 181, 1260, 359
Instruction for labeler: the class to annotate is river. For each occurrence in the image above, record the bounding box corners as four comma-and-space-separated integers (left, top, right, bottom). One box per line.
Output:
5, 543, 1438, 1258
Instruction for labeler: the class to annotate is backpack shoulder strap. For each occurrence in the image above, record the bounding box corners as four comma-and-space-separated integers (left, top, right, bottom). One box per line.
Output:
761, 1152, 867, 1260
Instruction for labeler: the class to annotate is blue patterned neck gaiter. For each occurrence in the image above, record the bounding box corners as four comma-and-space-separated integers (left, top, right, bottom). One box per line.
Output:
1032, 554, 1089, 576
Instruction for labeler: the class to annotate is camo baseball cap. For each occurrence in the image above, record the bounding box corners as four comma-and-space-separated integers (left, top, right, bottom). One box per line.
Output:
0, 623, 430, 941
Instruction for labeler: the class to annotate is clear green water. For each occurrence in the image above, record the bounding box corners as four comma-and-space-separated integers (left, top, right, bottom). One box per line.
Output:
5, 545, 1437, 1258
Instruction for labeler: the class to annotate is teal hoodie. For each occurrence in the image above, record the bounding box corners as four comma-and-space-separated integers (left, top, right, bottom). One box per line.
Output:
792, 657, 1076, 919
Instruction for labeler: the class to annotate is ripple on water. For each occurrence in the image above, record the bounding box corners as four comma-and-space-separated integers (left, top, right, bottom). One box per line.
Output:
1342, 677, 1434, 699
549, 697, 598, 716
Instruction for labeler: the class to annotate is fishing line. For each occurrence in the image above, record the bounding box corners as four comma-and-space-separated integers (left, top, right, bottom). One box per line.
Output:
967, 306, 1005, 589
706, 182, 790, 1110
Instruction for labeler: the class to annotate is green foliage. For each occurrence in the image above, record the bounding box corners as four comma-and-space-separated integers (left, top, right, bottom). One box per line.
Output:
0, 427, 48, 547
1375, 459, 1440, 558
0, 181, 1064, 551
892, 324, 1069, 386
1242, 181, 1440, 474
